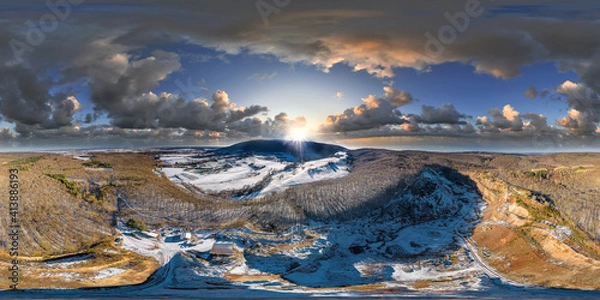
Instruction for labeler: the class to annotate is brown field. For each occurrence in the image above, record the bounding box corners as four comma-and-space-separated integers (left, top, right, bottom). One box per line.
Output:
469, 171, 600, 289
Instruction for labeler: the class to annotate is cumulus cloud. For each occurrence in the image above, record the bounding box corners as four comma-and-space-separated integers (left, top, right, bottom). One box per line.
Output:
400, 115, 421, 133
29, 36, 268, 133
413, 103, 468, 125
383, 86, 415, 107
475, 104, 558, 139
319, 86, 414, 133
0, 65, 82, 135
557, 109, 597, 136
320, 94, 406, 133
555, 80, 600, 136
52, 96, 81, 127
104, 90, 268, 132
477, 104, 524, 132
522, 113, 549, 132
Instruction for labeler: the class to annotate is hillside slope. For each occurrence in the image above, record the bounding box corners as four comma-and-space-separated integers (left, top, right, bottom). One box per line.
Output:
1, 145, 600, 292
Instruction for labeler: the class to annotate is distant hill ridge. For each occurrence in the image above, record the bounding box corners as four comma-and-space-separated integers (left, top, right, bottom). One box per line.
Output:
217, 139, 347, 161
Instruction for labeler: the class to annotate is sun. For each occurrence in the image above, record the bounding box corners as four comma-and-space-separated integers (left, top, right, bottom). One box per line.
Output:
286, 127, 309, 142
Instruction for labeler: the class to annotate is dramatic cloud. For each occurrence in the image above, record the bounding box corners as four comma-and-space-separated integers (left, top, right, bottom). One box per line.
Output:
0, 127, 15, 140
0, 65, 82, 135
131, 0, 600, 81
0, 32, 268, 136
83, 50, 183, 128
229, 112, 307, 138
319, 86, 415, 133
557, 109, 597, 136
0, 0, 599, 148
320, 95, 405, 133
555, 80, 600, 136
52, 96, 81, 127
7, 0, 597, 81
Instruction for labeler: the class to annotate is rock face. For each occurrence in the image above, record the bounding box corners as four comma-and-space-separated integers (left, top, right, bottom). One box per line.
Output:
382, 166, 481, 225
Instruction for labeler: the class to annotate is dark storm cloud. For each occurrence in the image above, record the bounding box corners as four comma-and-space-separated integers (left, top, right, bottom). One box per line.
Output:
0, 65, 53, 127
0, 65, 81, 134
0, 127, 15, 140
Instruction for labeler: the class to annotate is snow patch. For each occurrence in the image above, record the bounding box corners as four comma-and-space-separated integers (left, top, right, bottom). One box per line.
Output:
92, 268, 126, 280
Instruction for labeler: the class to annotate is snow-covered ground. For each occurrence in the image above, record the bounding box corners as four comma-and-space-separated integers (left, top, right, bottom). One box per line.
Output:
116, 167, 491, 292
256, 152, 349, 197
161, 156, 288, 192
92, 268, 126, 280
117, 225, 216, 265
159, 151, 350, 197
45, 254, 95, 268
7, 152, 600, 298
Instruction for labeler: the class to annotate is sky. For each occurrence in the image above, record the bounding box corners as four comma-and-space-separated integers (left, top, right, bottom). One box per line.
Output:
0, 0, 600, 151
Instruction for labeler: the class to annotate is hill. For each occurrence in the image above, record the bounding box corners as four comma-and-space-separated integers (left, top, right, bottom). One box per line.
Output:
217, 139, 347, 161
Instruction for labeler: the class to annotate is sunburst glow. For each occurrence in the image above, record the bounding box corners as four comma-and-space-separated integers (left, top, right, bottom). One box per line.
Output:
286, 127, 309, 142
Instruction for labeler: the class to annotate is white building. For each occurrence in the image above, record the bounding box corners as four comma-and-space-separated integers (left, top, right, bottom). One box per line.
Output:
180, 232, 192, 240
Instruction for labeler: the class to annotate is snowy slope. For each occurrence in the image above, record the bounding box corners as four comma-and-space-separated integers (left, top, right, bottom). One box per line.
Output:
159, 151, 350, 198
255, 152, 349, 197
243, 167, 485, 288
161, 156, 288, 192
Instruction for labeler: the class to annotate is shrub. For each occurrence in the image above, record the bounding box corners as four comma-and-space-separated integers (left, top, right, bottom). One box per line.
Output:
46, 173, 82, 196
126, 218, 146, 231
524, 169, 548, 180
83, 160, 113, 168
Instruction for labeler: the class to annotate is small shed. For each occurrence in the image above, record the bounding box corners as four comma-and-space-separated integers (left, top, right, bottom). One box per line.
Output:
180, 232, 192, 240
210, 243, 235, 256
